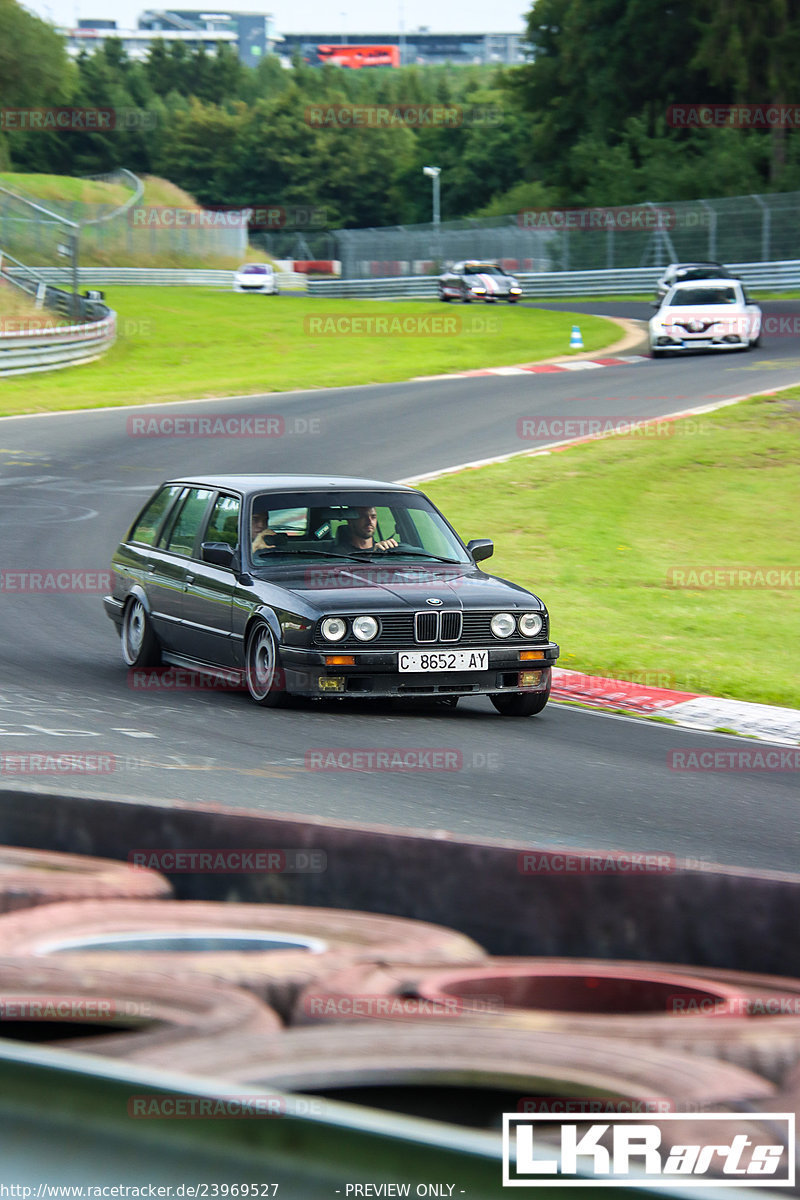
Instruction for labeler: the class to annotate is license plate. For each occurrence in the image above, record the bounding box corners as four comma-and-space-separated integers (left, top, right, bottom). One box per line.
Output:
398, 650, 489, 673
684, 339, 711, 347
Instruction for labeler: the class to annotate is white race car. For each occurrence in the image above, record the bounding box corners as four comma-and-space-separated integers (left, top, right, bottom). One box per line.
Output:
232, 263, 279, 294
649, 280, 761, 358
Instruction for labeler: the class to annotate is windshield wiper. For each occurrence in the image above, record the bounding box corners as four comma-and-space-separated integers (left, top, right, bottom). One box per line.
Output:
252, 549, 374, 563
377, 550, 464, 563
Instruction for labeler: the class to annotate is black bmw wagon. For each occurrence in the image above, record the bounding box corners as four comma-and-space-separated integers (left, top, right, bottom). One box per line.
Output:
104, 475, 559, 716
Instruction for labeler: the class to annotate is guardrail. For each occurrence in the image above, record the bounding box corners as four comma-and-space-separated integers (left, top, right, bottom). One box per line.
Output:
305, 259, 800, 299
0, 248, 117, 376
14, 267, 308, 290
0, 312, 116, 377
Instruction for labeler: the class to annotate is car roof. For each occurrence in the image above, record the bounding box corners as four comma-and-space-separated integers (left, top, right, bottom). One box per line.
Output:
163, 474, 417, 494
668, 278, 740, 290
666, 261, 724, 270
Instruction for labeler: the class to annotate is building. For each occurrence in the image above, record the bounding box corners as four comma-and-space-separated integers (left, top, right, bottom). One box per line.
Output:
282, 31, 525, 67
65, 10, 281, 67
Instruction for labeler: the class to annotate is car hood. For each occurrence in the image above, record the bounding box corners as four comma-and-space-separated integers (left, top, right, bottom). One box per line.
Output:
251, 562, 543, 610
465, 272, 515, 289
652, 305, 753, 331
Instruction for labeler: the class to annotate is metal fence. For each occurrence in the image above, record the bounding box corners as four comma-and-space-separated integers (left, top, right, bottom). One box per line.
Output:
306, 259, 800, 299
0, 172, 248, 269
332, 191, 800, 278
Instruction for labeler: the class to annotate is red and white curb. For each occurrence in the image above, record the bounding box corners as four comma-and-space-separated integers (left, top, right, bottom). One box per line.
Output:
552, 669, 800, 745
413, 355, 649, 382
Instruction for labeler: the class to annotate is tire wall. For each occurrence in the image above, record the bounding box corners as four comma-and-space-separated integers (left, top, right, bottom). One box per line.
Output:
0, 786, 799, 976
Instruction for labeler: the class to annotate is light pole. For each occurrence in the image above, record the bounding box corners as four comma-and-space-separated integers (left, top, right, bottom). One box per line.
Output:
423, 165, 440, 269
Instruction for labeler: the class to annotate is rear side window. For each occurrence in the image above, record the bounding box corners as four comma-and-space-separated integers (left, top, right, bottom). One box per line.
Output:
161, 488, 214, 557
129, 485, 182, 546
205, 494, 241, 546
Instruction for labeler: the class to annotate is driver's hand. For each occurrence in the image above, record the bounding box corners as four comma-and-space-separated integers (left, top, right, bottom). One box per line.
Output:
374, 537, 399, 551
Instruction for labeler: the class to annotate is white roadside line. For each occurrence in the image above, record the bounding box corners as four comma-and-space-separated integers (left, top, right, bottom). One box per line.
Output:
395, 383, 800, 485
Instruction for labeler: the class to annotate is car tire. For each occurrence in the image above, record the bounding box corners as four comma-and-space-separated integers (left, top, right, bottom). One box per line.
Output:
0, 844, 172, 912
0, 958, 280, 1058
490, 685, 550, 717
651, 348, 666, 359
461, 287, 471, 304
245, 620, 290, 707
127, 1023, 775, 1118
121, 597, 161, 668
750, 335, 760, 348
0, 900, 487, 1021
439, 291, 451, 302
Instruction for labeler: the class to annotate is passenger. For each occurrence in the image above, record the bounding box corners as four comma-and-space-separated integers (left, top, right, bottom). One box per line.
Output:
251, 511, 276, 553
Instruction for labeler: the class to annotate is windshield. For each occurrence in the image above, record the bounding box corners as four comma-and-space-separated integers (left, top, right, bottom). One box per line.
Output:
239, 264, 270, 274
464, 263, 506, 275
247, 490, 472, 568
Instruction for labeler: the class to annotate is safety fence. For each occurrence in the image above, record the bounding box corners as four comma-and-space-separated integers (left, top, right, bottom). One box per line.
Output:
7, 267, 308, 290
306, 260, 800, 299
334, 191, 800, 278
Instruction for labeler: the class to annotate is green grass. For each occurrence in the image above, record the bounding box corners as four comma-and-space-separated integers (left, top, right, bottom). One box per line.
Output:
422, 391, 800, 709
0, 290, 618, 416
0, 172, 131, 207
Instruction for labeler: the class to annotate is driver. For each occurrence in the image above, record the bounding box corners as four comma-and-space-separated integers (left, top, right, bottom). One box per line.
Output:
340, 506, 398, 552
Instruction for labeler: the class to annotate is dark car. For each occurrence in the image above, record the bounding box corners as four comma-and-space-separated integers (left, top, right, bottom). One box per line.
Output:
104, 475, 559, 716
438, 262, 522, 304
655, 262, 738, 299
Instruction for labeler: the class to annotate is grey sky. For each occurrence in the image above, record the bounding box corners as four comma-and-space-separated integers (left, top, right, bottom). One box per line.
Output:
26, 0, 529, 37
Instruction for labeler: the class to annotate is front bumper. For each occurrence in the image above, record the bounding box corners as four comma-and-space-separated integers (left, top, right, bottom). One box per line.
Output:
280, 643, 560, 698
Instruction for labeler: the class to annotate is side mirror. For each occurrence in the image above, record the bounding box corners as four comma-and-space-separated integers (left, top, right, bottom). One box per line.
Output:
651, 299, 662, 308
201, 541, 235, 569
467, 538, 494, 562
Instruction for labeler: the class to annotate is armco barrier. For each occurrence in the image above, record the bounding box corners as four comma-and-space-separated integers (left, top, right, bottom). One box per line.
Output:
9, 261, 797, 297
12, 267, 307, 290
305, 259, 800, 299
0, 313, 117, 376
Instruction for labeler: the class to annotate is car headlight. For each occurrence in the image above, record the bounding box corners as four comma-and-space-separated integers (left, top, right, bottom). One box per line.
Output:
519, 612, 543, 637
491, 612, 515, 638
321, 617, 347, 642
352, 615, 378, 641
510, 287, 521, 294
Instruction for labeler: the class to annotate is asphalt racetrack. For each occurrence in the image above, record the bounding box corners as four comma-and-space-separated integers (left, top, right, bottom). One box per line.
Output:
1, 299, 798, 871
